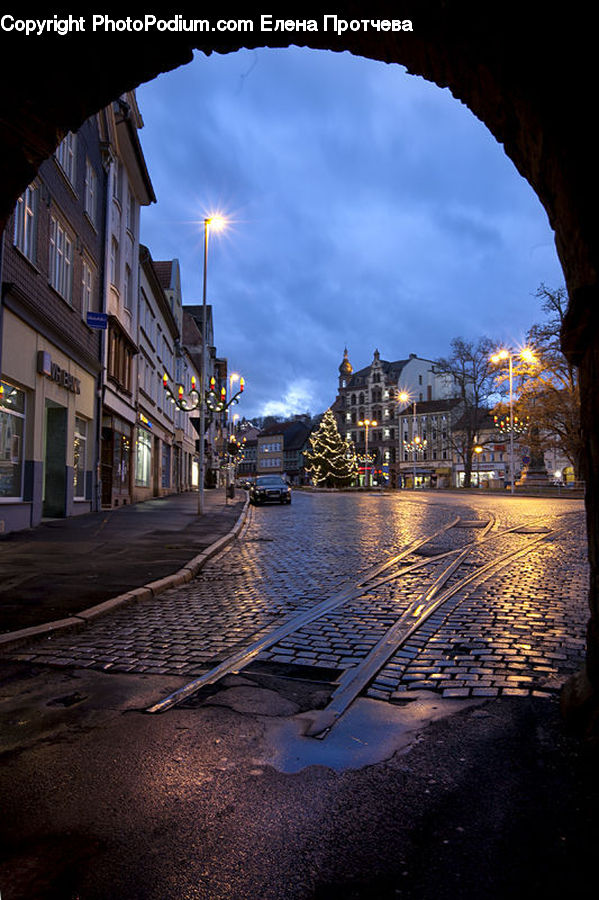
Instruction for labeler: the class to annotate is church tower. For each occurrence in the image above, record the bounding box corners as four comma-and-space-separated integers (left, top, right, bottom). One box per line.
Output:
338, 347, 353, 391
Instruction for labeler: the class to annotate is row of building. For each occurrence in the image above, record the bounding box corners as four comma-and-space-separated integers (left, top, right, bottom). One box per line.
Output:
0, 91, 235, 536
234, 348, 570, 490
330, 347, 569, 489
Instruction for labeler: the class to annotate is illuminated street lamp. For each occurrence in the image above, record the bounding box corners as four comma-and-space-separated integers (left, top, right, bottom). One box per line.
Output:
198, 214, 227, 514
228, 373, 240, 436
358, 418, 377, 487
490, 346, 536, 495
163, 371, 244, 508
474, 444, 483, 487
398, 391, 422, 489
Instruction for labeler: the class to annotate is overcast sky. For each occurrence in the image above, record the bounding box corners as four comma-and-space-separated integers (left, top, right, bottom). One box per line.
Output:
135, 46, 564, 420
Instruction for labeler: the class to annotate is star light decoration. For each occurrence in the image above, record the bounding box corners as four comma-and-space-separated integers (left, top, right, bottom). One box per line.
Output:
493, 413, 529, 436
163, 372, 245, 423
403, 434, 428, 454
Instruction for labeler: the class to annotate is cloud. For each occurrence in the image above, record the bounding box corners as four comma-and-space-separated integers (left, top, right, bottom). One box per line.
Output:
136, 46, 564, 419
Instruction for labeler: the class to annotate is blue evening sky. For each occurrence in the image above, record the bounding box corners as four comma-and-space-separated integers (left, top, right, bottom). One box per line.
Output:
135, 46, 564, 420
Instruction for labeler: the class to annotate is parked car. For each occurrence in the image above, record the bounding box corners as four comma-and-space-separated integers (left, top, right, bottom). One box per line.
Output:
249, 474, 292, 505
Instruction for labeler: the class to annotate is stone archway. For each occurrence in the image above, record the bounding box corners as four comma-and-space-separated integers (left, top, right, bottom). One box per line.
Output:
1, 2, 598, 728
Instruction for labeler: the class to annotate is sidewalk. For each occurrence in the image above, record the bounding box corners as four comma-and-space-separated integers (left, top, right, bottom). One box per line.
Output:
0, 488, 248, 640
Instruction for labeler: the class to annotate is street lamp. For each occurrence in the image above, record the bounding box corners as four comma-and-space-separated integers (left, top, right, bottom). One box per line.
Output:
228, 373, 240, 437
358, 418, 377, 487
162, 371, 245, 507
490, 346, 535, 495
198, 214, 227, 514
398, 391, 421, 489
474, 444, 483, 487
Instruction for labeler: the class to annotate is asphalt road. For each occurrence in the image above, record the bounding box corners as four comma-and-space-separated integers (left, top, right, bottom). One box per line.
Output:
0, 490, 595, 900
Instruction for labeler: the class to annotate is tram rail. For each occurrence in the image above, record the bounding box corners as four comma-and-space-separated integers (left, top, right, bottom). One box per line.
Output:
146, 509, 569, 727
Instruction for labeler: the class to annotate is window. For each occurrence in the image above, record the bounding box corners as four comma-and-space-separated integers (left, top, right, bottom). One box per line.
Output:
81, 259, 93, 320
14, 184, 38, 262
124, 263, 132, 310
135, 427, 152, 487
0, 382, 25, 499
112, 158, 122, 203
127, 192, 136, 232
55, 132, 76, 184
110, 236, 119, 287
161, 443, 171, 488
108, 323, 133, 394
73, 417, 88, 499
49, 216, 73, 302
84, 159, 97, 224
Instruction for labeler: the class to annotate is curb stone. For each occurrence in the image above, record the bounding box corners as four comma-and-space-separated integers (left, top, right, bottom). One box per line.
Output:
0, 496, 250, 651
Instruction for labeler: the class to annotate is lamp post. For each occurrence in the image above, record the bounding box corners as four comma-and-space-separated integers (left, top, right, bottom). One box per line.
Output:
163, 371, 245, 510
474, 444, 483, 487
398, 391, 419, 488
228, 374, 240, 437
490, 346, 535, 495
358, 418, 377, 487
198, 215, 226, 514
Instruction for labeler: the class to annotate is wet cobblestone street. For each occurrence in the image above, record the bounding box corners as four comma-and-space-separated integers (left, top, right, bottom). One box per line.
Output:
5, 491, 589, 705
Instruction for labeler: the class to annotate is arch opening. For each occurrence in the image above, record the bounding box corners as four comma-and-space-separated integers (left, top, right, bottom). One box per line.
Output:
1, 7, 598, 729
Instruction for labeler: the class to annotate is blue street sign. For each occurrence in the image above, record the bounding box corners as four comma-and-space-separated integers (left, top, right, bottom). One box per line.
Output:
86, 311, 108, 329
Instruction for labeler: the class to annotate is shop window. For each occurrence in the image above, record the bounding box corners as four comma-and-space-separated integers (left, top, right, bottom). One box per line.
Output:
135, 428, 152, 487
161, 443, 171, 489
73, 417, 88, 499
0, 382, 25, 499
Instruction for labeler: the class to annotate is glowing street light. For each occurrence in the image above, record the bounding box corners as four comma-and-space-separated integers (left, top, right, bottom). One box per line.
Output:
474, 443, 483, 487
490, 346, 536, 495
358, 418, 377, 487
398, 390, 422, 489
196, 214, 228, 514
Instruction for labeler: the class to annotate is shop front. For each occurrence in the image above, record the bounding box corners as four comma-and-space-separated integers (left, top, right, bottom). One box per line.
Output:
1, 310, 97, 533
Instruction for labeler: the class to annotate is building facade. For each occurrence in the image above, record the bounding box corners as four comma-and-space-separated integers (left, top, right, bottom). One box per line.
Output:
1, 116, 105, 533
99, 93, 156, 509
334, 348, 453, 487
257, 419, 311, 483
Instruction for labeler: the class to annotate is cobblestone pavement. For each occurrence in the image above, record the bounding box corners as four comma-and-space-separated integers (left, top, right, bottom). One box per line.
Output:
4, 492, 588, 705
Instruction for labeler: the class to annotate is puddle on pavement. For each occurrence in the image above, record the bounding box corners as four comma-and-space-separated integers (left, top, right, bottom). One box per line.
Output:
261, 692, 485, 774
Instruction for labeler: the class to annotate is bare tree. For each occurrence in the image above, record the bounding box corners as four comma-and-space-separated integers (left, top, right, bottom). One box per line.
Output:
435, 336, 497, 487
515, 284, 582, 478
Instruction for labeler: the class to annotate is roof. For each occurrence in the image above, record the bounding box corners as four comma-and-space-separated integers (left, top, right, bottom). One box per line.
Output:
397, 398, 463, 415
152, 261, 173, 291
346, 358, 411, 388
259, 420, 311, 450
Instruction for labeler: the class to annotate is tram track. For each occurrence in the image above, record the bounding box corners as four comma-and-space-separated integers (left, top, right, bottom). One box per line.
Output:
146, 509, 571, 723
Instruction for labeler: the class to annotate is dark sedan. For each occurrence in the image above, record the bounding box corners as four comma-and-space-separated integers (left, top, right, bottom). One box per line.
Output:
249, 474, 292, 505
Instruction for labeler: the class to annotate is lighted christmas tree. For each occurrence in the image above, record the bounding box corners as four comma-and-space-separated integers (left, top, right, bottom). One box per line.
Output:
304, 409, 358, 487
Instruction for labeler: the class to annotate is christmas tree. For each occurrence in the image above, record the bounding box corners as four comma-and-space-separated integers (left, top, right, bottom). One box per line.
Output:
305, 409, 358, 487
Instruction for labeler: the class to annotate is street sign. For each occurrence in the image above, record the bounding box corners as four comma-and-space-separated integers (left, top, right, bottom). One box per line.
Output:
86, 311, 108, 329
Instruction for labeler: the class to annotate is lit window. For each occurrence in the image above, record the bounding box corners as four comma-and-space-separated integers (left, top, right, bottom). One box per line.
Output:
73, 417, 88, 499
135, 428, 152, 487
0, 382, 25, 499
